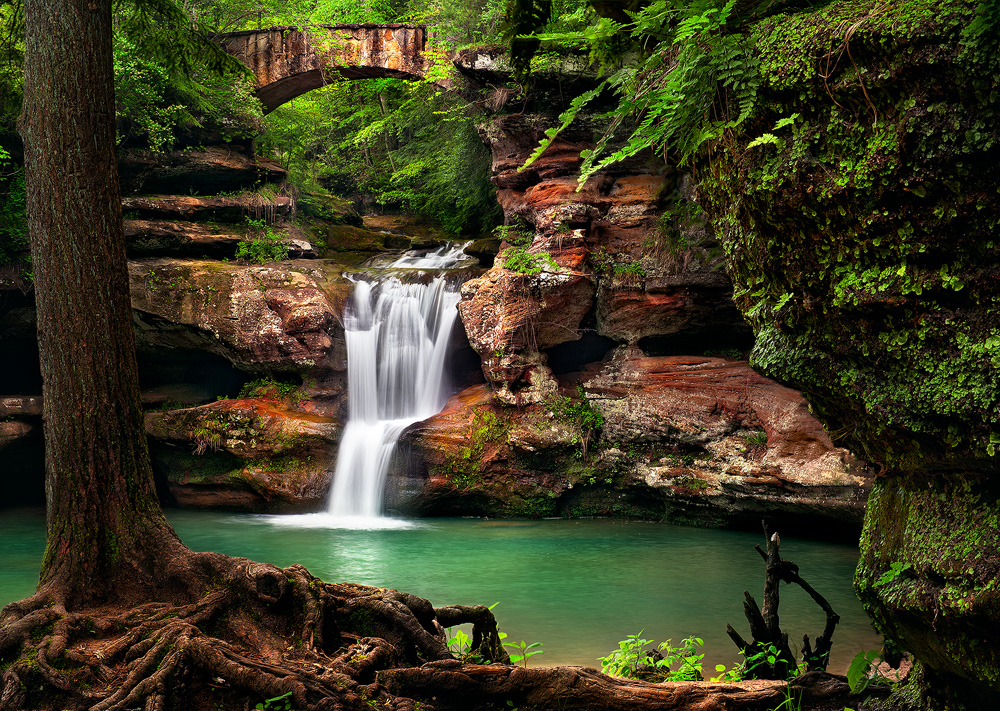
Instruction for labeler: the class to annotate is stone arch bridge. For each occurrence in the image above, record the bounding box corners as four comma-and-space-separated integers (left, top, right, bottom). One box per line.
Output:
221, 24, 481, 113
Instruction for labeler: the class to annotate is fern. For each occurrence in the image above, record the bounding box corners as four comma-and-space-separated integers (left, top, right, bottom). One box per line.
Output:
519, 79, 608, 172
522, 0, 761, 183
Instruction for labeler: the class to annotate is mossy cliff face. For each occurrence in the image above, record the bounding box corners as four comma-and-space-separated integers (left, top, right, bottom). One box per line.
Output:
697, 0, 1000, 703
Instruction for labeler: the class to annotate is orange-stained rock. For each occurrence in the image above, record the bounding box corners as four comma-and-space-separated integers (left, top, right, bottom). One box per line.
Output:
396, 352, 870, 532
457, 266, 594, 403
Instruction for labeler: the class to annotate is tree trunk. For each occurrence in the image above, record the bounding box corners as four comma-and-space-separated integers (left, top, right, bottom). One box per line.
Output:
20, 0, 185, 609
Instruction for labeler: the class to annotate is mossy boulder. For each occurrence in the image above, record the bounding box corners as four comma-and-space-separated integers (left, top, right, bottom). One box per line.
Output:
696, 0, 1000, 704
146, 398, 339, 512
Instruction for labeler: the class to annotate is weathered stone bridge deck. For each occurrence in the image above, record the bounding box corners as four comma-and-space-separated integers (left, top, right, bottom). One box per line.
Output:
220, 24, 436, 112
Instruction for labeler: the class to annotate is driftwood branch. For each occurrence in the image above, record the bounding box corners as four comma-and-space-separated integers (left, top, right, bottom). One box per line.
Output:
728, 522, 840, 678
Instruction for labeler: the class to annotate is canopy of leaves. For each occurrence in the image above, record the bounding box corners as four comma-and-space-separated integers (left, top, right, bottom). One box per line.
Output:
261, 76, 500, 235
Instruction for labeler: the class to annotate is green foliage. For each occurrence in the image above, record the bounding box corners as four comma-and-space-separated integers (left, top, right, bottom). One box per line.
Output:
446, 628, 473, 656
847, 649, 881, 694
254, 691, 294, 711
501, 244, 559, 274
612, 261, 646, 279
239, 377, 303, 403
524, 0, 760, 179
261, 77, 500, 236
744, 643, 800, 680
494, 215, 535, 246
0, 1, 23, 128
548, 387, 603, 432
0, 146, 27, 274
235, 217, 289, 264
504, 639, 544, 667
599, 633, 705, 682
447, 408, 511, 487
192, 415, 229, 455
873, 561, 912, 588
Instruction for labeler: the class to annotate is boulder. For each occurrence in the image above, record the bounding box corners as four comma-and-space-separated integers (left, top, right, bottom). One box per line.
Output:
128, 258, 342, 375
146, 398, 339, 512
457, 266, 594, 403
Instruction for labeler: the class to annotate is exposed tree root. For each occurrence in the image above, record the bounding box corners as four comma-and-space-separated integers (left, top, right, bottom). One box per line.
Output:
1, 553, 861, 711
0, 554, 506, 711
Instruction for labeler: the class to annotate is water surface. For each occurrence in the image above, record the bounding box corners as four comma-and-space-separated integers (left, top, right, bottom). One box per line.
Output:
0, 508, 879, 673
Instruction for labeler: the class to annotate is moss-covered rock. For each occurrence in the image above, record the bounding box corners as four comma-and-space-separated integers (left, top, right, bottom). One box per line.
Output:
696, 0, 1000, 703
704, 0, 1000, 471
146, 398, 339, 512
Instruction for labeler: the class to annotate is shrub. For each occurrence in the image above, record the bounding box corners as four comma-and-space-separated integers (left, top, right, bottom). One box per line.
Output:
236, 217, 289, 264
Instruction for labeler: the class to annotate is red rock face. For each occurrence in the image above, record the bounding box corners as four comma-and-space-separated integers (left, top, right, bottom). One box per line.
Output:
462, 113, 751, 402
399, 353, 870, 529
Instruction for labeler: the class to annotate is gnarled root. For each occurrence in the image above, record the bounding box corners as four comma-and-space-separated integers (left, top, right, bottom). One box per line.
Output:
0, 555, 476, 711
1, 552, 859, 711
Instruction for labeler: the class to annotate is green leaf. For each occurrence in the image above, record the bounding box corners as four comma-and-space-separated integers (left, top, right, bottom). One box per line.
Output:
847, 650, 880, 693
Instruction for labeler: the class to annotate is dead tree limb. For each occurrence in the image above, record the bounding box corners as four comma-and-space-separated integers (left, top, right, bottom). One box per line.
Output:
727, 522, 840, 679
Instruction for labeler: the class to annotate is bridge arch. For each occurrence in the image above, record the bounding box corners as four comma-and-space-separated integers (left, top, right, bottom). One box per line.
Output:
220, 24, 440, 113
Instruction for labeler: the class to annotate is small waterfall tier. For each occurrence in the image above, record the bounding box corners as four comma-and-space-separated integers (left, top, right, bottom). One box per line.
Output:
325, 243, 470, 527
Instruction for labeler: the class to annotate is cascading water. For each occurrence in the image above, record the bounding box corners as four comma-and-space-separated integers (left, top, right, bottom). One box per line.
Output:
322, 243, 470, 527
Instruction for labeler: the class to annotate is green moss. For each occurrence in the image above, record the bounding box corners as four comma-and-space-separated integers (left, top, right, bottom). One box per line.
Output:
698, 0, 1000, 471
445, 407, 511, 488
856, 476, 1000, 697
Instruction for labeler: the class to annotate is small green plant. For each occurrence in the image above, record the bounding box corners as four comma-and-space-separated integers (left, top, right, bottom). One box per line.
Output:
501, 244, 559, 275
192, 415, 228, 455
504, 640, 544, 668
447, 628, 472, 656
254, 690, 294, 711
612, 261, 646, 279
743, 430, 767, 446
239, 377, 302, 403
874, 562, 912, 588
236, 217, 289, 264
548, 387, 604, 459
599, 633, 705, 682
494, 216, 534, 247
846, 648, 903, 694
744, 643, 798, 680
711, 661, 745, 682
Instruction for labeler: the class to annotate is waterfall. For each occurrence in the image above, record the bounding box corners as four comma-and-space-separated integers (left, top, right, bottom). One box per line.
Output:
323, 243, 469, 526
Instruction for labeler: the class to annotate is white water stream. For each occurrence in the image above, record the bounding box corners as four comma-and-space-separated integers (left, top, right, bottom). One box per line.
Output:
318, 243, 469, 528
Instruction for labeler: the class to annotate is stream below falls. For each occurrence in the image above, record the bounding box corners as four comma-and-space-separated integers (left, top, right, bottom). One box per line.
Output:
0, 508, 880, 673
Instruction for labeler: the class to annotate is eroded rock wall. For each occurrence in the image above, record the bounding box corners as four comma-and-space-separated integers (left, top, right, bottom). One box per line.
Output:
406, 90, 870, 532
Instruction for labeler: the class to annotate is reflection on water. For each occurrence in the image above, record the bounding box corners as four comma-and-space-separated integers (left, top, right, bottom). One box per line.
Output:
0, 509, 879, 672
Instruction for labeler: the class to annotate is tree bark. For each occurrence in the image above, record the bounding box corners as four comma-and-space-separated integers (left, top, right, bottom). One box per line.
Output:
20, 0, 185, 609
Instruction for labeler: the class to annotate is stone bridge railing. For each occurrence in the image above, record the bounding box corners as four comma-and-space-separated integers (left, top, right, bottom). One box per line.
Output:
220, 24, 438, 113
